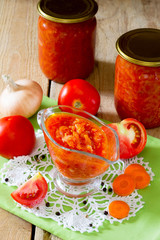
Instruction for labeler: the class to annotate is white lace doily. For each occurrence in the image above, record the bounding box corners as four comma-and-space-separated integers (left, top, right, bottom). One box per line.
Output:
0, 130, 154, 233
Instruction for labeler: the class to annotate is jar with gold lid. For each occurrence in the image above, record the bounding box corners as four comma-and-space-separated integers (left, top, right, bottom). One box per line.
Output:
114, 28, 160, 128
37, 0, 98, 84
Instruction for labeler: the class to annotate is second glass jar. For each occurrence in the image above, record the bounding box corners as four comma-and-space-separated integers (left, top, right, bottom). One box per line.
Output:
114, 28, 160, 129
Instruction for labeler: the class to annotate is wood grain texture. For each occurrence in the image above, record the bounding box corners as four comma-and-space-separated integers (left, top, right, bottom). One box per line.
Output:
0, 0, 160, 240
0, 208, 32, 240
0, 0, 48, 95
35, 228, 62, 240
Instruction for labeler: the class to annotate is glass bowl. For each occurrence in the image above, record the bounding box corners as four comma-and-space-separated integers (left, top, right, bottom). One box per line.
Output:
37, 105, 119, 197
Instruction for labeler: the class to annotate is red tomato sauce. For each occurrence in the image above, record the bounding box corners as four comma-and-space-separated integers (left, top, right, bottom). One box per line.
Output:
38, 16, 96, 83
114, 55, 160, 128
44, 113, 110, 180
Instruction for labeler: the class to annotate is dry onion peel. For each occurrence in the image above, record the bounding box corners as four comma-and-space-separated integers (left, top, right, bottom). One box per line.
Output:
0, 75, 43, 118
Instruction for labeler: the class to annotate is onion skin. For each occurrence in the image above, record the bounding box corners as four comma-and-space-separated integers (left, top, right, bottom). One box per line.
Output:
0, 77, 43, 118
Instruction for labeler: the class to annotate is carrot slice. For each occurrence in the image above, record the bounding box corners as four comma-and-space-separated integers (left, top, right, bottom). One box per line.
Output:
124, 163, 146, 175
128, 169, 150, 189
109, 200, 130, 219
113, 174, 135, 196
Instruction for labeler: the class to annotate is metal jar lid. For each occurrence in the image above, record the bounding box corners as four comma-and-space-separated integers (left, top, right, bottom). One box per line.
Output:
116, 28, 160, 67
37, 0, 98, 24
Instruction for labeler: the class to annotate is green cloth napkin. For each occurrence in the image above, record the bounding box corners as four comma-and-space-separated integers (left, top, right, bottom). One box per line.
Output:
0, 96, 160, 240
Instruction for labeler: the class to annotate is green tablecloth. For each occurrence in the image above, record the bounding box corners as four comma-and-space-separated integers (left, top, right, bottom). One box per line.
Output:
0, 96, 160, 240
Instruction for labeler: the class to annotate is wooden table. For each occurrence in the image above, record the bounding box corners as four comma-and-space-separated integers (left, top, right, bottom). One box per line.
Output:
0, 0, 160, 239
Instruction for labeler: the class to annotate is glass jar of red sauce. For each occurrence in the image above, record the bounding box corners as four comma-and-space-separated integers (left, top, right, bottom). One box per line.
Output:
37, 0, 98, 84
114, 28, 160, 129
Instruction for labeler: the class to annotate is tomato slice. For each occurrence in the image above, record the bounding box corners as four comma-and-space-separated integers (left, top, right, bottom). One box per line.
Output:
11, 172, 48, 208
102, 118, 147, 159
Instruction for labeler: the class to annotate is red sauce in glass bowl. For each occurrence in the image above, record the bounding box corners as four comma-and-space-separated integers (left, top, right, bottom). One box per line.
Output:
37, 0, 98, 83
44, 113, 110, 180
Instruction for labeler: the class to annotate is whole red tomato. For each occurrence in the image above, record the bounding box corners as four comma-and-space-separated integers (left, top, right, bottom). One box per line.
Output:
102, 118, 147, 159
0, 115, 36, 159
58, 79, 100, 115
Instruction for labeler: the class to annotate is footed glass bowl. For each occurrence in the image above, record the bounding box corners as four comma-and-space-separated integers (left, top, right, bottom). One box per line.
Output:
37, 105, 119, 197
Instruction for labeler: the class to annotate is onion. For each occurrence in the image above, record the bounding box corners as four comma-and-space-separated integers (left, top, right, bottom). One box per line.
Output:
0, 75, 43, 118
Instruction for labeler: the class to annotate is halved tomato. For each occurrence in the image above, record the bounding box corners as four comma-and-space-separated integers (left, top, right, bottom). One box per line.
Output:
11, 172, 48, 208
102, 118, 147, 159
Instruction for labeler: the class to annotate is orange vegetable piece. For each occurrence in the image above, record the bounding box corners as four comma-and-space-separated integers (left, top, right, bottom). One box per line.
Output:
124, 163, 150, 189
124, 163, 146, 175
127, 169, 150, 189
113, 174, 135, 196
109, 200, 130, 219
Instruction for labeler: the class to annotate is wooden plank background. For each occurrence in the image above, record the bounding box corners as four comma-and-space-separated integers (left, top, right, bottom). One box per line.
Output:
0, 0, 160, 239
